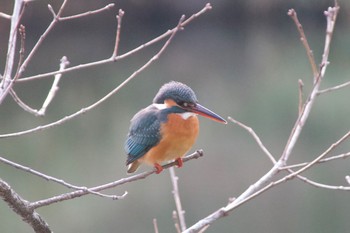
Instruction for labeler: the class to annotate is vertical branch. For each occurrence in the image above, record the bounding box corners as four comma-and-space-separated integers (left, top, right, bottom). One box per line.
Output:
298, 79, 304, 115
1, 0, 25, 89
169, 167, 187, 231
113, 9, 125, 57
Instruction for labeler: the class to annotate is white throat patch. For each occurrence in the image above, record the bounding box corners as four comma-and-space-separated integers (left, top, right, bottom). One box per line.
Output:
177, 112, 196, 120
153, 103, 167, 110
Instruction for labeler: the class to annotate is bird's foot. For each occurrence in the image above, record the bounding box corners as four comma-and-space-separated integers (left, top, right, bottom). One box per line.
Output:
175, 158, 183, 168
154, 163, 163, 174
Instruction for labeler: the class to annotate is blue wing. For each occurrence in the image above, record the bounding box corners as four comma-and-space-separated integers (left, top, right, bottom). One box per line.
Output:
125, 105, 162, 165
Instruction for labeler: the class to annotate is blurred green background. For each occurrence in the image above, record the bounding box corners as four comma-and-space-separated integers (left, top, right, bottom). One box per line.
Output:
1, 0, 350, 232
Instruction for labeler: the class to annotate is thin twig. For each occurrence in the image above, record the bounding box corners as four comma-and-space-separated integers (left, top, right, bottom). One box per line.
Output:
113, 9, 125, 57
298, 79, 304, 115
169, 167, 187, 231
288, 9, 318, 82
0, 12, 12, 19
0, 14, 186, 138
153, 218, 159, 233
317, 80, 350, 95
17, 3, 213, 83
38, 56, 69, 116
280, 152, 350, 169
228, 117, 276, 164
59, 3, 115, 21
0, 155, 121, 199
10, 89, 39, 114
10, 56, 70, 116
29, 150, 203, 209
230, 117, 350, 191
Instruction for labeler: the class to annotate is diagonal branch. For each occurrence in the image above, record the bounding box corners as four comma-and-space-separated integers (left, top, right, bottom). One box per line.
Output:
0, 14, 186, 138
29, 150, 203, 209
0, 178, 52, 233
17, 3, 213, 83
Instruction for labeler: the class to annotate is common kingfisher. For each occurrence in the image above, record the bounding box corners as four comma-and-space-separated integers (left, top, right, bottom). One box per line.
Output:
125, 81, 226, 174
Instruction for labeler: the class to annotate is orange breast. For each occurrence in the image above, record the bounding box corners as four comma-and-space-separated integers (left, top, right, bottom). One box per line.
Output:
140, 113, 199, 165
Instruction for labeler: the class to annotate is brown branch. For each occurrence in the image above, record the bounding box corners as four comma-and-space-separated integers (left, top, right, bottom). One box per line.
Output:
288, 8, 318, 82
29, 150, 203, 209
59, 3, 115, 21
298, 79, 304, 115
113, 9, 125, 57
0, 178, 52, 233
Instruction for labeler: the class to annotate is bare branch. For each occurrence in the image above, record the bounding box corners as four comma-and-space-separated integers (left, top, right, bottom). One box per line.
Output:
153, 218, 159, 233
0, 179, 52, 233
1, 0, 27, 97
17, 3, 212, 83
288, 8, 318, 82
317, 80, 350, 95
0, 155, 121, 199
0, 12, 11, 19
29, 150, 203, 209
280, 152, 350, 170
228, 117, 276, 164
184, 4, 340, 232
0, 14, 186, 138
37, 56, 69, 116
10, 89, 40, 114
169, 167, 187, 231
0, 0, 69, 104
113, 9, 125, 57
59, 3, 115, 21
298, 79, 304, 115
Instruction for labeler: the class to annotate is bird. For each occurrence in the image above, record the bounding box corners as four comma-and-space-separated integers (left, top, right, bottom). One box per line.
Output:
124, 81, 227, 174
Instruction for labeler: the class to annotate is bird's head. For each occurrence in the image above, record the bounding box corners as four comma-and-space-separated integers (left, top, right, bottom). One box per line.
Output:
153, 81, 227, 124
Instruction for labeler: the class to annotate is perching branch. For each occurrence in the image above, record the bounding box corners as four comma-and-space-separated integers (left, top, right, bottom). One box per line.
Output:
29, 150, 203, 209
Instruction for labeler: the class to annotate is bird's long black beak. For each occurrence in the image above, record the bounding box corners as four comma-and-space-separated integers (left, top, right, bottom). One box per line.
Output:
190, 103, 227, 124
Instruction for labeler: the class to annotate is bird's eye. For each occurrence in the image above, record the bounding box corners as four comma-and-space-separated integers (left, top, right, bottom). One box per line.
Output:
183, 102, 188, 107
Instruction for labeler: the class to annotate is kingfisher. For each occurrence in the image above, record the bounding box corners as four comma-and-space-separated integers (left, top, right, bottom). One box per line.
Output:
125, 81, 227, 174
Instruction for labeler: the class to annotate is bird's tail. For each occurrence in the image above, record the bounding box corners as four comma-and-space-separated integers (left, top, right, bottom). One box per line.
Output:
127, 161, 140, 173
